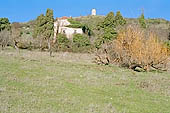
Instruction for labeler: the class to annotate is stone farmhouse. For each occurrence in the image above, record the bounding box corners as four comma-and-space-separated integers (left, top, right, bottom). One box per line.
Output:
54, 9, 97, 39
54, 16, 83, 39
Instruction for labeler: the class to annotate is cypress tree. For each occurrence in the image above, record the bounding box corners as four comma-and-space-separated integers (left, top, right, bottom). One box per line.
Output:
115, 11, 126, 26
33, 8, 54, 50
138, 13, 147, 28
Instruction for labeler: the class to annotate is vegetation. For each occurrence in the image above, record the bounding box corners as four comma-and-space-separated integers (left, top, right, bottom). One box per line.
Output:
95, 11, 126, 48
0, 29, 10, 50
73, 34, 90, 48
0, 49, 170, 113
33, 8, 54, 50
56, 33, 71, 51
0, 7, 170, 113
96, 12, 117, 47
67, 19, 93, 38
66, 18, 83, 28
82, 24, 93, 37
95, 26, 168, 71
0, 18, 11, 31
138, 13, 147, 28
115, 11, 126, 26
0, 18, 11, 49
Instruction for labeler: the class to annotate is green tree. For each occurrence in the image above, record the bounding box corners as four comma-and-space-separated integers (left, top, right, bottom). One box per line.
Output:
96, 12, 117, 47
44, 8, 54, 49
102, 12, 116, 28
73, 34, 90, 48
33, 8, 54, 51
0, 18, 11, 31
57, 34, 70, 46
56, 33, 70, 51
138, 13, 147, 28
115, 11, 126, 26
33, 14, 46, 38
0, 18, 11, 50
82, 24, 93, 37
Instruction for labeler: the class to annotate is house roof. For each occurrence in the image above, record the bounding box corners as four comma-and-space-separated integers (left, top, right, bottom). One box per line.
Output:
56, 16, 72, 20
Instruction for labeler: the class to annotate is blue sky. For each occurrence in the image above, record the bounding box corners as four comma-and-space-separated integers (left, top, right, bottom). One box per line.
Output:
0, 0, 169, 22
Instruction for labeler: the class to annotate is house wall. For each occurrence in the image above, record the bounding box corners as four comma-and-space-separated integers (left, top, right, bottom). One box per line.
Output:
54, 18, 83, 39
60, 27, 83, 39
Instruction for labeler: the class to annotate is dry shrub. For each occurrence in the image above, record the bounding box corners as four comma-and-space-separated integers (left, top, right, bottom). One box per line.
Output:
95, 26, 169, 71
0, 30, 10, 50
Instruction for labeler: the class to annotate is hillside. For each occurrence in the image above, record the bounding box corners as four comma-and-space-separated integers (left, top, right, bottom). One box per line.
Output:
74, 15, 170, 41
0, 48, 170, 113
13, 15, 170, 42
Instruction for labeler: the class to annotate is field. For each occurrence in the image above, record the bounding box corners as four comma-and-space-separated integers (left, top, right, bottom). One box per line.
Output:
0, 48, 170, 113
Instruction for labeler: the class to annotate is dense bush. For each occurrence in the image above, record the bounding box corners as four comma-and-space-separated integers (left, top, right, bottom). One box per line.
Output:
95, 26, 168, 71
0, 18, 11, 31
66, 19, 83, 28
71, 34, 91, 52
73, 34, 90, 47
55, 34, 71, 51
67, 19, 81, 25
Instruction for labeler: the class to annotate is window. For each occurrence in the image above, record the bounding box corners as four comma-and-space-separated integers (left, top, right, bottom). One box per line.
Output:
74, 30, 77, 34
63, 30, 65, 34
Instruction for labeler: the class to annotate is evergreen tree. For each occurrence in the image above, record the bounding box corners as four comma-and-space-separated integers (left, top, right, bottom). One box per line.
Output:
138, 13, 147, 28
33, 8, 54, 50
103, 12, 115, 28
0, 18, 11, 31
115, 11, 126, 26
99, 12, 117, 43
44, 8, 54, 40
33, 14, 47, 38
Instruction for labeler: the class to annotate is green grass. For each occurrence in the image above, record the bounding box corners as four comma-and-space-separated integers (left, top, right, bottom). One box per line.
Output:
0, 49, 170, 113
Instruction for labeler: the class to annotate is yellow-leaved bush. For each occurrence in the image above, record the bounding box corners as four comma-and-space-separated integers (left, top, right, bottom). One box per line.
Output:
95, 26, 168, 71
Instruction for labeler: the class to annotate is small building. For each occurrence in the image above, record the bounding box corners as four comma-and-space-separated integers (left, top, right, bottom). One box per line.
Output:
54, 17, 83, 39
91, 9, 96, 16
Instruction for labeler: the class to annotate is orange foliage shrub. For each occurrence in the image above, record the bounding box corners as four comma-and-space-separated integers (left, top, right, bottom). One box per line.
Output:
95, 26, 169, 71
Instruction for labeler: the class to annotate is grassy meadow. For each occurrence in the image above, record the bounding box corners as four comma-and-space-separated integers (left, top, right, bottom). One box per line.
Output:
0, 48, 170, 113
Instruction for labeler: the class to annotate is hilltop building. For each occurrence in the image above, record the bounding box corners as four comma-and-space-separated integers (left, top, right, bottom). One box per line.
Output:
54, 16, 83, 39
91, 9, 96, 16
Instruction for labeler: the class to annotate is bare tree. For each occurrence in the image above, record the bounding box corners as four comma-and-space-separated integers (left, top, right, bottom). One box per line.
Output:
11, 24, 21, 50
0, 29, 10, 50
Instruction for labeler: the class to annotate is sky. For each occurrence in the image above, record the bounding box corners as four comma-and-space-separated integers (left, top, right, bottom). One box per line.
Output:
0, 0, 169, 22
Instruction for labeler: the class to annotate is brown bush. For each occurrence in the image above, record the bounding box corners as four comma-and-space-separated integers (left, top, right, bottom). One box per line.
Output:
95, 26, 169, 71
